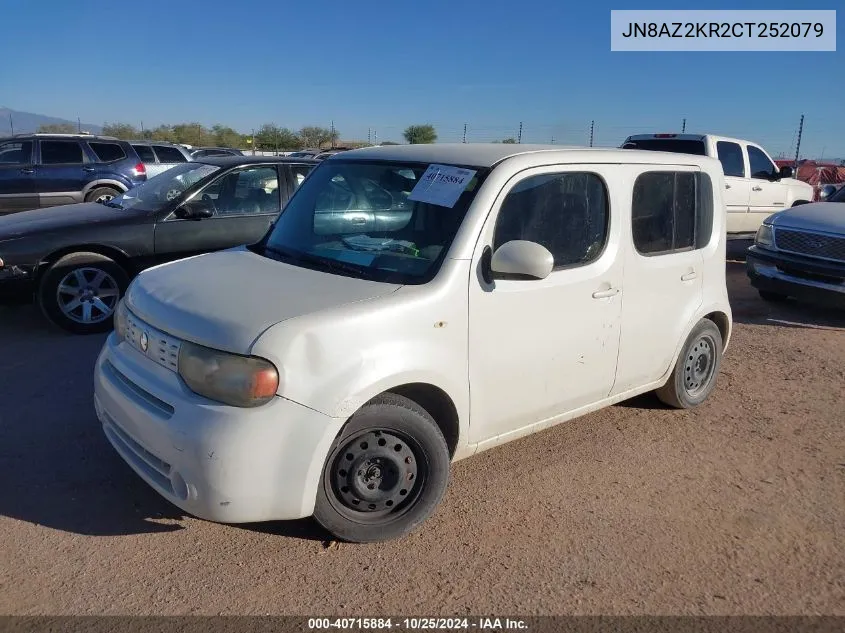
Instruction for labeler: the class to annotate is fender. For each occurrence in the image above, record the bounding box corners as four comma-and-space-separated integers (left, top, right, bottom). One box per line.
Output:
658, 300, 733, 387
81, 179, 129, 197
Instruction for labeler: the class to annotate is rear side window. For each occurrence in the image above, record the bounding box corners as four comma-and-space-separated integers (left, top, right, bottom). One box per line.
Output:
289, 163, 313, 188
716, 141, 745, 177
0, 141, 33, 164
40, 140, 84, 164
132, 144, 156, 163
89, 142, 126, 162
494, 172, 609, 269
622, 138, 707, 156
632, 171, 713, 255
153, 145, 187, 163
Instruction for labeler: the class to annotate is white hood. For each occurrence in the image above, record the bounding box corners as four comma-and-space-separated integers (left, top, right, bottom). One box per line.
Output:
126, 247, 401, 354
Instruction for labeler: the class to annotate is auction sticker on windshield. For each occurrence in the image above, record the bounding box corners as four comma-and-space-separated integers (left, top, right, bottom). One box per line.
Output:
408, 164, 477, 208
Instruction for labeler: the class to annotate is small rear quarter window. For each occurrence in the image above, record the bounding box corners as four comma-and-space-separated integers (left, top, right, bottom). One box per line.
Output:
89, 142, 127, 162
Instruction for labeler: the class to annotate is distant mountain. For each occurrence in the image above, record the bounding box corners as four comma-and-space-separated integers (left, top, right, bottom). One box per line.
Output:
0, 106, 102, 135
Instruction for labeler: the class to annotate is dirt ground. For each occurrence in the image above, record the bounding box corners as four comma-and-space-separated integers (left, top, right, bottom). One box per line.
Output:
1, 240, 843, 616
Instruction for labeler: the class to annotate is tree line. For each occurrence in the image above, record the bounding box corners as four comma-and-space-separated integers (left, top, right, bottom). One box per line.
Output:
35, 121, 512, 147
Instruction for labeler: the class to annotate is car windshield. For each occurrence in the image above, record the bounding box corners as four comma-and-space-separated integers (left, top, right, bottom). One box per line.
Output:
258, 159, 487, 284
108, 163, 221, 210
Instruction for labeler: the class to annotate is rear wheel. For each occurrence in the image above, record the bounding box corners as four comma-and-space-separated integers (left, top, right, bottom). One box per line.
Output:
38, 252, 129, 334
313, 393, 451, 543
85, 186, 121, 204
656, 319, 723, 409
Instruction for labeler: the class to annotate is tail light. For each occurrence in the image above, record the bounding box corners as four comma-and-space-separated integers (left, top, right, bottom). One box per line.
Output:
131, 162, 146, 178
654, 134, 678, 138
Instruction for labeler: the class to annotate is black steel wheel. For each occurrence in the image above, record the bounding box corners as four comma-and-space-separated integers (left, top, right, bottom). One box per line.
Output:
313, 393, 450, 543
656, 319, 724, 409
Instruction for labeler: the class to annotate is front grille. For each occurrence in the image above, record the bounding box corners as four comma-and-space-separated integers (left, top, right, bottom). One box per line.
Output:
774, 229, 845, 263
102, 360, 174, 419
125, 311, 181, 372
102, 414, 175, 496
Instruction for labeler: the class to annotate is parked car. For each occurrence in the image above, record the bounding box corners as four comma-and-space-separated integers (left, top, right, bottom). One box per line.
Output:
287, 149, 322, 159
190, 147, 244, 158
819, 183, 845, 201
622, 133, 813, 233
0, 156, 317, 333
93, 143, 732, 543
129, 141, 194, 177
746, 197, 845, 308
0, 133, 146, 214
314, 149, 347, 160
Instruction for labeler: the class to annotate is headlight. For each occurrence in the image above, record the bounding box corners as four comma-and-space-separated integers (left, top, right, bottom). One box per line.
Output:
178, 341, 279, 408
114, 299, 128, 341
755, 224, 774, 248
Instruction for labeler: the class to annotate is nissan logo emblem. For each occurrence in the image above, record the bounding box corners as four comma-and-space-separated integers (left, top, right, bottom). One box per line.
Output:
140, 331, 149, 353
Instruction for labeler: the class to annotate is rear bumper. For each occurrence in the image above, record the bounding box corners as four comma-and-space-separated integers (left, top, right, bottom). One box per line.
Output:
746, 246, 845, 309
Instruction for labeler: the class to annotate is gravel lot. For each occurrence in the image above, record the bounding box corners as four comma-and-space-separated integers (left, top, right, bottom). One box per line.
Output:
1, 241, 843, 616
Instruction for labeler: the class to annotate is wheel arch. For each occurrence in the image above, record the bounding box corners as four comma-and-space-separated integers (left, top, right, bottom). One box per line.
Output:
81, 179, 129, 198
35, 244, 136, 284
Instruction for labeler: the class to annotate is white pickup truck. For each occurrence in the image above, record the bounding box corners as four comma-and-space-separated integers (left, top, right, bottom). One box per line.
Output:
623, 133, 813, 234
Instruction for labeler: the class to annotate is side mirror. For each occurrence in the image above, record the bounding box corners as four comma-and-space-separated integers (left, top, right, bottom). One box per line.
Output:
174, 201, 213, 220
490, 240, 554, 280
778, 166, 794, 179
819, 184, 837, 200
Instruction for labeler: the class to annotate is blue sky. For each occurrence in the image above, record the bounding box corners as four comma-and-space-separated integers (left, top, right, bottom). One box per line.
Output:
1, 0, 842, 156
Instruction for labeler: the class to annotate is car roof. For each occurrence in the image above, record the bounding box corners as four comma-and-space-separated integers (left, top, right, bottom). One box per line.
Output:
2, 133, 123, 142
196, 155, 320, 167
624, 133, 751, 146
127, 139, 185, 146
338, 143, 723, 169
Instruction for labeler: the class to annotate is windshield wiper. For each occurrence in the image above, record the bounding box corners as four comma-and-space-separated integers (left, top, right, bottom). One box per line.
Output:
262, 245, 376, 279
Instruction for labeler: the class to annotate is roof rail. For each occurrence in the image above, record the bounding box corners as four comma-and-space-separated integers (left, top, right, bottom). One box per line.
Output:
12, 133, 119, 140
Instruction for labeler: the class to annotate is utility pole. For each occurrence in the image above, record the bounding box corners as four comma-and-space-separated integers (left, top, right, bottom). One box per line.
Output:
682, 118, 686, 133
517, 121, 523, 144
462, 123, 467, 143
368, 128, 371, 145
77, 117, 81, 133
9, 112, 13, 135
197, 124, 202, 146
330, 120, 335, 149
794, 114, 804, 169
251, 128, 255, 155
589, 120, 595, 147
374, 130, 378, 145
551, 136, 554, 144
140, 121, 144, 136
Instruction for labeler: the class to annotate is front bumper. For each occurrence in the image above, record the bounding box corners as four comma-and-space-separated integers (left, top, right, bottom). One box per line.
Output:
94, 332, 345, 523
746, 245, 845, 309
0, 264, 35, 300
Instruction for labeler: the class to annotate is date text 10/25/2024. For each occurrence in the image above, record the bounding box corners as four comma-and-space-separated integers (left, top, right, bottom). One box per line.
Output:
308, 618, 528, 631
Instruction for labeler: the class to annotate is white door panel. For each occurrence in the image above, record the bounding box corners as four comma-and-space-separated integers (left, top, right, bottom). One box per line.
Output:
468, 165, 624, 444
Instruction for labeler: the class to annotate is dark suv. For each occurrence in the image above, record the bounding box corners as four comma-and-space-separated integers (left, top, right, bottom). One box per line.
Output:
0, 134, 147, 214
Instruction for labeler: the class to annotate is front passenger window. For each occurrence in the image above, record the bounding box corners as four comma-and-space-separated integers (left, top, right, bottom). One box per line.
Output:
493, 172, 609, 268
204, 167, 281, 216
747, 146, 777, 180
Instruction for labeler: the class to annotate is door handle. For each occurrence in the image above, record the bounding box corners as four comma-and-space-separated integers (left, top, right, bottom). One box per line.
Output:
681, 271, 698, 282
752, 185, 763, 191
725, 183, 731, 189
19, 168, 34, 174
592, 287, 620, 299
82, 167, 96, 173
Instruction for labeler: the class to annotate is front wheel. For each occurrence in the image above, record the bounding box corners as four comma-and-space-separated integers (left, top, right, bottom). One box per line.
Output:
37, 252, 129, 334
313, 393, 451, 543
656, 319, 723, 409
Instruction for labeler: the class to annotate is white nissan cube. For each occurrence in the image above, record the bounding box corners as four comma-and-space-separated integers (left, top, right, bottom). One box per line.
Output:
94, 144, 732, 542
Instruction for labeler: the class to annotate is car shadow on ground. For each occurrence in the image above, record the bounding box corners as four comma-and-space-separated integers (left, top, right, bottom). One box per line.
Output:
0, 303, 329, 540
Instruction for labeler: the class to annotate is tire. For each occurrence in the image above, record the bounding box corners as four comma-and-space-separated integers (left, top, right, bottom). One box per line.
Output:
85, 186, 121, 204
759, 290, 789, 302
37, 252, 129, 334
656, 319, 723, 409
313, 393, 451, 543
